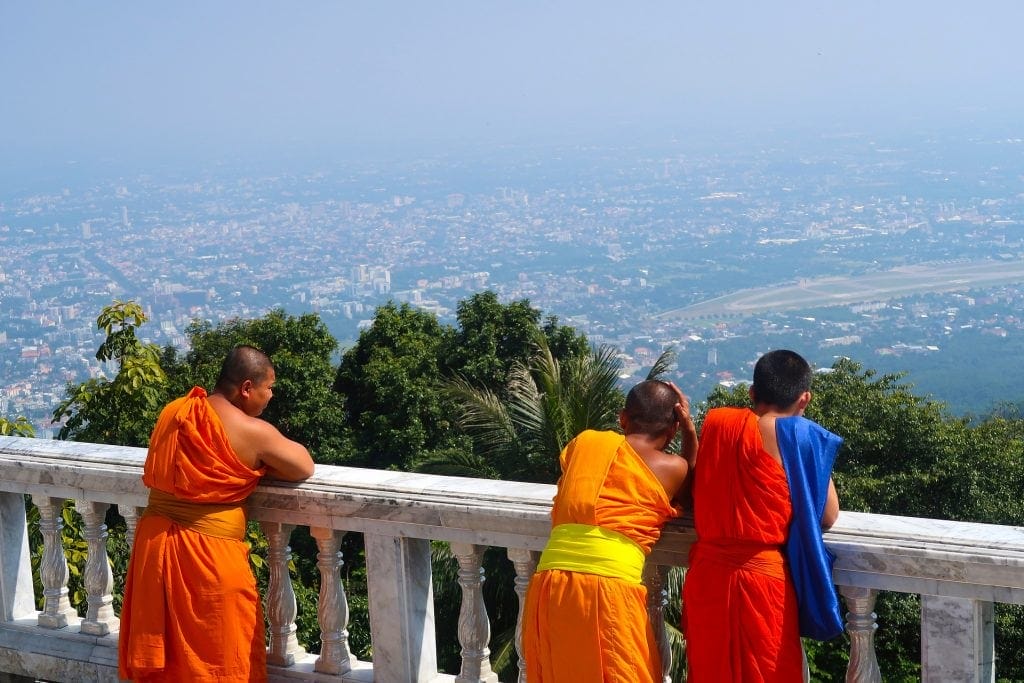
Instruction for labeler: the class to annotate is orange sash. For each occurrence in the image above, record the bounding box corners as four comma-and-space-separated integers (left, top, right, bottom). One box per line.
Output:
143, 488, 247, 541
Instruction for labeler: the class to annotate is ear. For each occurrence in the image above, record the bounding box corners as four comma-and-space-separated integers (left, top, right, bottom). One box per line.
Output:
794, 390, 812, 414
618, 410, 628, 431
748, 386, 756, 403
239, 379, 255, 398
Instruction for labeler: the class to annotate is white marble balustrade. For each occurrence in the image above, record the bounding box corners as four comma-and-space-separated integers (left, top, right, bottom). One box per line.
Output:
1, 436, 1023, 682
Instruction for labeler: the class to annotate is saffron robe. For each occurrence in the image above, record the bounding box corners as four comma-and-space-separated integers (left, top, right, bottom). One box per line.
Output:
683, 407, 803, 683
119, 387, 267, 683
522, 430, 679, 683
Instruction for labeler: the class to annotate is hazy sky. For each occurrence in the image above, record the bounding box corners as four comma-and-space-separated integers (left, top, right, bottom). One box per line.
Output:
2, 1, 1023, 161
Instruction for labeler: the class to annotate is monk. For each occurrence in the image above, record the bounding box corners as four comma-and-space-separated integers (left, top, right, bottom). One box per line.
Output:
119, 345, 315, 683
522, 379, 698, 682
683, 349, 841, 682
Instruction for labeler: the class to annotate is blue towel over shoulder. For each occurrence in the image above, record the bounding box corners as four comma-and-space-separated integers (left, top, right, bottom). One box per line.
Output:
776, 416, 844, 641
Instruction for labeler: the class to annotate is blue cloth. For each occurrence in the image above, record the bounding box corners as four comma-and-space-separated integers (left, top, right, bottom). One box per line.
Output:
776, 415, 844, 640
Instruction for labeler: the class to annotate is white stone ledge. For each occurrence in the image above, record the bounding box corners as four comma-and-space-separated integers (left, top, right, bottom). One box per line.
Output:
4, 437, 1024, 682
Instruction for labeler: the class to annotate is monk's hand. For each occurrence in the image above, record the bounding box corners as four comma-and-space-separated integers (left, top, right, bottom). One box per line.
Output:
667, 381, 693, 425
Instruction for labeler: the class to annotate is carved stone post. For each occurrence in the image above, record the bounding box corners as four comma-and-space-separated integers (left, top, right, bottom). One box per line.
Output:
311, 526, 352, 675
507, 547, 538, 683
450, 542, 498, 683
644, 562, 673, 683
121, 504, 141, 548
32, 496, 77, 629
261, 521, 304, 666
840, 585, 881, 683
75, 500, 118, 635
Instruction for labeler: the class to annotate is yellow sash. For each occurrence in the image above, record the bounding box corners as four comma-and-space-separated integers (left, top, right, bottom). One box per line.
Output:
537, 523, 646, 584
142, 488, 247, 541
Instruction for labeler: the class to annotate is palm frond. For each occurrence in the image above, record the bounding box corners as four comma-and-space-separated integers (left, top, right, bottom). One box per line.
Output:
414, 449, 499, 479
563, 344, 624, 434
442, 377, 518, 458
647, 347, 677, 381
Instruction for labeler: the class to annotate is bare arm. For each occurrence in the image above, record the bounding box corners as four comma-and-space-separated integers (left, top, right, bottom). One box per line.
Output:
821, 478, 840, 529
252, 420, 315, 481
667, 382, 699, 470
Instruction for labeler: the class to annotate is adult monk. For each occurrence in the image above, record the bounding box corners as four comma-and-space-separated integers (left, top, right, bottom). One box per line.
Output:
683, 349, 841, 682
522, 379, 698, 682
119, 345, 315, 682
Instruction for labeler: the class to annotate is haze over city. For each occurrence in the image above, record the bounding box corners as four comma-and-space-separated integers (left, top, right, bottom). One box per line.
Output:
2, 2, 1024, 433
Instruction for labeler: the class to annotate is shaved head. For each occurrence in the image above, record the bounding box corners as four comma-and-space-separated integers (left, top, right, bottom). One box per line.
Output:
215, 345, 273, 392
623, 380, 678, 437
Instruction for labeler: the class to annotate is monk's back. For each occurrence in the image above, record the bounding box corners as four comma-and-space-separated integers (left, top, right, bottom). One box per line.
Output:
692, 407, 792, 545
551, 430, 677, 552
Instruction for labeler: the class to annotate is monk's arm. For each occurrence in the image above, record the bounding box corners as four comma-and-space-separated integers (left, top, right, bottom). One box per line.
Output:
254, 421, 315, 481
679, 414, 698, 471
821, 478, 839, 529
668, 381, 699, 470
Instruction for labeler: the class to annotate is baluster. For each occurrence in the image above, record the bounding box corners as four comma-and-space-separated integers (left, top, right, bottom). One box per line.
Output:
311, 526, 352, 675
507, 547, 539, 683
32, 496, 77, 629
75, 500, 118, 635
450, 542, 498, 683
643, 562, 673, 683
121, 504, 141, 547
261, 521, 304, 666
840, 585, 882, 683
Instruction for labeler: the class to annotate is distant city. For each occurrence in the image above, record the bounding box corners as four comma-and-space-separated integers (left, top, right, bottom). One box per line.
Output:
3, 128, 1023, 435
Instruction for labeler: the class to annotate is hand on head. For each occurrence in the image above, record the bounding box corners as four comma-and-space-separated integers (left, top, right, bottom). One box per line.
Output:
665, 381, 691, 423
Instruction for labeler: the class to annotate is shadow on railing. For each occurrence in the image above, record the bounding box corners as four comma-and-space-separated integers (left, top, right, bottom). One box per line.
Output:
0, 436, 1019, 682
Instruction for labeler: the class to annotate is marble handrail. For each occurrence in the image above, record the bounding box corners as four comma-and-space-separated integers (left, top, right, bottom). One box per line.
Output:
1, 436, 1022, 681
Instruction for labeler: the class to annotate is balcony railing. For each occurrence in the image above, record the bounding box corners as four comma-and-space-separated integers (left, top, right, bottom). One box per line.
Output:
0, 436, 1020, 682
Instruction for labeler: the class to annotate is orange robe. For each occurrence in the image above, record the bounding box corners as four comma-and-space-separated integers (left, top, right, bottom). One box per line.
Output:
522, 430, 679, 682
683, 407, 802, 682
119, 387, 267, 683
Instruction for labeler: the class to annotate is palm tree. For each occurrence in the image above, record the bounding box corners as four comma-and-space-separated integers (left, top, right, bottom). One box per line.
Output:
422, 338, 644, 482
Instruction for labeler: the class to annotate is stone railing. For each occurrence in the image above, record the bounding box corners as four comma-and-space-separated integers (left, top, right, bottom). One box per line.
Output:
0, 437, 1021, 682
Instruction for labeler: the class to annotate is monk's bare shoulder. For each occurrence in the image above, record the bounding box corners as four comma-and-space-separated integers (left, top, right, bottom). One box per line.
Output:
645, 450, 689, 503
207, 395, 313, 480
757, 414, 783, 464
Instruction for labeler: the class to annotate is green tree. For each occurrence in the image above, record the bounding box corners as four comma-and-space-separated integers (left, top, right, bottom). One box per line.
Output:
52, 300, 167, 447
333, 302, 460, 470
441, 291, 588, 396
0, 415, 35, 437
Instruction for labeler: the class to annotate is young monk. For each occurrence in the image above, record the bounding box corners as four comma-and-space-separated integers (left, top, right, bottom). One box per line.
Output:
522, 379, 698, 682
119, 345, 315, 682
683, 349, 843, 682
